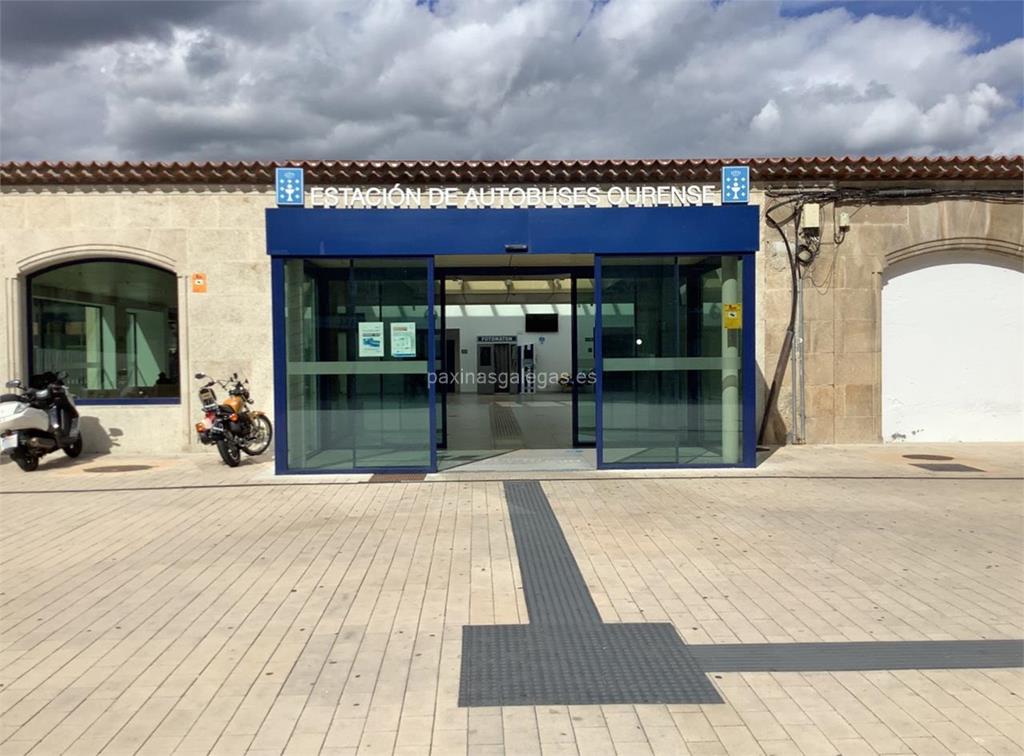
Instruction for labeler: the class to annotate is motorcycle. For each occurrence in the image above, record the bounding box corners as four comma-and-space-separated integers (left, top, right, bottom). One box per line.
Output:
0, 371, 83, 472
193, 372, 273, 467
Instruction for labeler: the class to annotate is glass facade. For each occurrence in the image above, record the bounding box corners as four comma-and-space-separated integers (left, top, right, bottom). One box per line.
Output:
28, 260, 179, 399
598, 255, 743, 466
283, 258, 433, 471
277, 254, 748, 472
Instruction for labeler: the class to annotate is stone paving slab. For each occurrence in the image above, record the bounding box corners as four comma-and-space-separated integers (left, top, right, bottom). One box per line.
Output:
1, 442, 1020, 493
0, 445, 1022, 754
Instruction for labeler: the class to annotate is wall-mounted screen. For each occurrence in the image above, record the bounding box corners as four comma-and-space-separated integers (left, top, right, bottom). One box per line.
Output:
525, 313, 558, 332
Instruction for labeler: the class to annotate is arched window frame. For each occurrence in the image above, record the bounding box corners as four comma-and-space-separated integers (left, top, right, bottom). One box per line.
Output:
25, 257, 181, 405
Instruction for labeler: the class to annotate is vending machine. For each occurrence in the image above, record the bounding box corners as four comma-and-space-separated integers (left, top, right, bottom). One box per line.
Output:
521, 343, 536, 395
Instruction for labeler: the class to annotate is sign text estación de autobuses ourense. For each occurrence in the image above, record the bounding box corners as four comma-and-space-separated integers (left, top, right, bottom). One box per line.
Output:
308, 184, 725, 209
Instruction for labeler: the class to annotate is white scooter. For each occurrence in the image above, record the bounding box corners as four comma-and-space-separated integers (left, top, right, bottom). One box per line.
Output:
0, 372, 82, 471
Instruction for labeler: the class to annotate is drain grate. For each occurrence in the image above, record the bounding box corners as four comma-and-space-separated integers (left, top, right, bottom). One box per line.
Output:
911, 463, 985, 473
490, 404, 523, 442
84, 465, 153, 473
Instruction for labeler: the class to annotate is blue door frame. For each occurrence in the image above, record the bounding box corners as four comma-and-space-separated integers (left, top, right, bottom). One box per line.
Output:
268, 206, 759, 474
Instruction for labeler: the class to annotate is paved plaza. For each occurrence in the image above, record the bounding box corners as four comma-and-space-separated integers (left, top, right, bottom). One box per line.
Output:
1, 444, 1022, 755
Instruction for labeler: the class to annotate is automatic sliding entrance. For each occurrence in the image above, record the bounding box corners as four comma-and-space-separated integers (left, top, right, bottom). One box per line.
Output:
434, 268, 594, 471
268, 205, 759, 473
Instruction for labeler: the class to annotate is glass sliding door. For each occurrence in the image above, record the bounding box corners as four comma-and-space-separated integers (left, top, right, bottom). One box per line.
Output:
597, 255, 744, 467
282, 257, 434, 472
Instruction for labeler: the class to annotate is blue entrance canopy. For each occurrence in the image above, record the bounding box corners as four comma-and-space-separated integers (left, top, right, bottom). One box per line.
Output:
265, 205, 760, 257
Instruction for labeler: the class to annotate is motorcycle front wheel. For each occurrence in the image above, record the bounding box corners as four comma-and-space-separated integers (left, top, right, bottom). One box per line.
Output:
12, 451, 39, 472
64, 437, 83, 458
241, 416, 273, 456
216, 438, 241, 467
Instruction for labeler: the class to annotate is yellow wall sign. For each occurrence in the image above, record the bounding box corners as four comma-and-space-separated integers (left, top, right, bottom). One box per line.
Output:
191, 273, 207, 293
723, 303, 742, 329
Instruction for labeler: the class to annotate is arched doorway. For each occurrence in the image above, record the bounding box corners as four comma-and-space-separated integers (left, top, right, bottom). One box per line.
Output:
881, 251, 1024, 442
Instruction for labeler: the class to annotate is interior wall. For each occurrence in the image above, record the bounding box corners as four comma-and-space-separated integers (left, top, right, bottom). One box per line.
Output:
444, 303, 573, 392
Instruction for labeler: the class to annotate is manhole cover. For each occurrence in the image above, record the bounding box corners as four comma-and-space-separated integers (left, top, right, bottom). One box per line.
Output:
903, 454, 954, 461
84, 465, 153, 473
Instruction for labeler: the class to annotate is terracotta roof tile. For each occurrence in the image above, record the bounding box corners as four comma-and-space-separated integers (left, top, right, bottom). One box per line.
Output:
1, 155, 1021, 186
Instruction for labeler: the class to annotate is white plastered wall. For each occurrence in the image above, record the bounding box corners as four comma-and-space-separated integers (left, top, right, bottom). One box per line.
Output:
443, 304, 575, 392
881, 252, 1024, 442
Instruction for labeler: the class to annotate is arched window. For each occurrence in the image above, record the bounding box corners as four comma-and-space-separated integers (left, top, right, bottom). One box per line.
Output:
27, 260, 179, 401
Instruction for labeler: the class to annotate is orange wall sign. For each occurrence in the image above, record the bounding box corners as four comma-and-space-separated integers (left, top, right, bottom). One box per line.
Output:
191, 273, 207, 293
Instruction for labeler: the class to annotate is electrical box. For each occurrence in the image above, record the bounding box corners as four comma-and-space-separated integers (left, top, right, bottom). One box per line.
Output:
839, 211, 851, 231
801, 204, 821, 231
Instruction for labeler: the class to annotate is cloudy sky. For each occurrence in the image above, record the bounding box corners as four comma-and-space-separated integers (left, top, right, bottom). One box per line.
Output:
1, 0, 1021, 162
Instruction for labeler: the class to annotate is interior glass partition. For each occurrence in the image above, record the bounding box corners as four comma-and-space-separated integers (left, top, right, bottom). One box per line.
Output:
282, 257, 433, 472
572, 275, 596, 446
597, 255, 743, 466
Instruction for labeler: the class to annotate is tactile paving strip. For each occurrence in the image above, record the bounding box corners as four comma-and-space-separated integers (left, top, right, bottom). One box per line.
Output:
457, 480, 1024, 709
460, 623, 722, 706
459, 481, 722, 706
689, 640, 1024, 672
489, 404, 523, 442
504, 480, 602, 626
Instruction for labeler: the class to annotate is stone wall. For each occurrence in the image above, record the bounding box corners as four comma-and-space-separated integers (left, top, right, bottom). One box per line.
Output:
758, 193, 1024, 445
1, 183, 1020, 455
0, 187, 275, 453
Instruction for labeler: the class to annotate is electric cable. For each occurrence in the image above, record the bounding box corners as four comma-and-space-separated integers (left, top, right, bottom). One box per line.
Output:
757, 199, 801, 446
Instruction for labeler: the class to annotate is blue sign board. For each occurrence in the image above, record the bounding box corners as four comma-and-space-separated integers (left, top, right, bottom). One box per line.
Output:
275, 167, 304, 206
721, 166, 750, 204
265, 206, 760, 257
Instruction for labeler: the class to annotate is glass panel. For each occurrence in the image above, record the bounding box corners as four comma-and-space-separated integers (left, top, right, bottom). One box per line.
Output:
29, 261, 179, 398
574, 276, 596, 445
599, 255, 743, 466
284, 258, 432, 471
435, 277, 446, 449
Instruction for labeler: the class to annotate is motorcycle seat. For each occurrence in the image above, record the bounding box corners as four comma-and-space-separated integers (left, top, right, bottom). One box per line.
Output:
0, 394, 24, 402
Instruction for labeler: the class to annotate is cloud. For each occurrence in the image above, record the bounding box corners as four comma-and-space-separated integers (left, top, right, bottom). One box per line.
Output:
752, 101, 782, 134
1, 0, 1021, 161
0, 0, 230, 64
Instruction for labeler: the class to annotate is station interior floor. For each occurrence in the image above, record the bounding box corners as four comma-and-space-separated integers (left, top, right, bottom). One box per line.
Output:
437, 392, 595, 471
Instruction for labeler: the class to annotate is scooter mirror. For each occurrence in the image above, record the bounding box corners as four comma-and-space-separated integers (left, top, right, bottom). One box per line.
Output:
194, 372, 206, 379
5, 379, 22, 388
